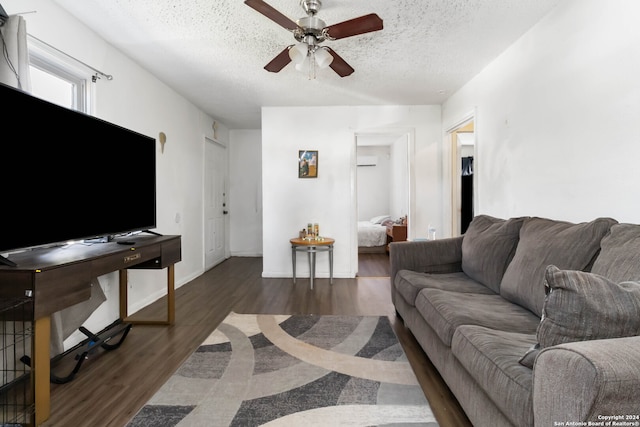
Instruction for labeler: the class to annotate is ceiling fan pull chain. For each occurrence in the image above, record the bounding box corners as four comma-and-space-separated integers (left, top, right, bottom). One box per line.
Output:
309, 49, 316, 80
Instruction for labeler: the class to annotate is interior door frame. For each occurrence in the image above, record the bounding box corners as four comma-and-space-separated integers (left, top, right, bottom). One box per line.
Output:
350, 128, 415, 277
444, 111, 476, 237
204, 136, 229, 270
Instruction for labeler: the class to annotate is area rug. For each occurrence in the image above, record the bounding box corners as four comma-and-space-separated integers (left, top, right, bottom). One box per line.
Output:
128, 313, 438, 426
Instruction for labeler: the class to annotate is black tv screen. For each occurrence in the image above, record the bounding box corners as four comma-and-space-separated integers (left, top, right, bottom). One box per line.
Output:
1, 82, 156, 255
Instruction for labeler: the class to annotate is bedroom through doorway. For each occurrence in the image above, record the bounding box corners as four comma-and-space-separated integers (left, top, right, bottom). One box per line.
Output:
355, 132, 410, 277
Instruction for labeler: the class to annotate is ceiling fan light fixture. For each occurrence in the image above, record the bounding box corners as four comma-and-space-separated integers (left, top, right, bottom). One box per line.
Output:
294, 61, 307, 72
314, 46, 333, 69
295, 54, 317, 80
289, 42, 308, 64
245, 0, 383, 78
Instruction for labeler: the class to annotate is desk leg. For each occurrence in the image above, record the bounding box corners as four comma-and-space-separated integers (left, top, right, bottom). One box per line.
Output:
119, 267, 176, 325
291, 246, 296, 284
167, 264, 175, 325
329, 245, 334, 284
119, 269, 128, 321
33, 315, 51, 426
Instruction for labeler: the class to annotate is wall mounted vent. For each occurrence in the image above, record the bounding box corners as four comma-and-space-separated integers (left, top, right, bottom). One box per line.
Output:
357, 155, 378, 167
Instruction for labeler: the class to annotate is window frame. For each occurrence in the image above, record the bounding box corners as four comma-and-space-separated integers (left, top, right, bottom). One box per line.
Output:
27, 35, 94, 114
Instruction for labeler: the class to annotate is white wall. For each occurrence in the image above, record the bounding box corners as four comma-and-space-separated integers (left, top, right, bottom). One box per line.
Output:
229, 129, 263, 256
3, 0, 227, 349
357, 145, 391, 221
390, 135, 410, 222
261, 105, 441, 279
442, 0, 640, 228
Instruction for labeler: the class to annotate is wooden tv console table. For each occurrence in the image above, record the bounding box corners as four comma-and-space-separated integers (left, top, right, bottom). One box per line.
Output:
0, 234, 181, 425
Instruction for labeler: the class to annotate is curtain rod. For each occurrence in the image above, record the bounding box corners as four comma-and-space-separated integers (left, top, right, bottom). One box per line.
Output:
27, 33, 113, 81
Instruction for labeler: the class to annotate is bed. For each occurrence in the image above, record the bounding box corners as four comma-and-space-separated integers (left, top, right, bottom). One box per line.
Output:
358, 215, 391, 253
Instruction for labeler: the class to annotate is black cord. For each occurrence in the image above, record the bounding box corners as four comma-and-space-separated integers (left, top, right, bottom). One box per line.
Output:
0, 19, 23, 90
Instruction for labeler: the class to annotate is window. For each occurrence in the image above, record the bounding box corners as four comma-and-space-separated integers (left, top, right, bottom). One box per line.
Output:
27, 35, 93, 114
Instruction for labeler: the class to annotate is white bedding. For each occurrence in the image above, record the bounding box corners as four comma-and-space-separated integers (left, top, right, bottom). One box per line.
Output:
358, 221, 388, 247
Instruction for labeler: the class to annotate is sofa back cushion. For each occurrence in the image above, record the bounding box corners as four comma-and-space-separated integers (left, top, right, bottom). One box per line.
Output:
591, 223, 640, 283
500, 217, 617, 316
461, 215, 526, 293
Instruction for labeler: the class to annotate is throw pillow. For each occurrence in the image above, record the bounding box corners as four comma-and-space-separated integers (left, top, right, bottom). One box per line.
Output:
537, 265, 640, 349
591, 223, 640, 283
461, 215, 527, 293
499, 217, 617, 317
370, 215, 390, 224
518, 343, 540, 369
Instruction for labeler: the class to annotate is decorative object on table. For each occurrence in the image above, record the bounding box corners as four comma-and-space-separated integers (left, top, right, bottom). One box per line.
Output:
298, 150, 318, 178
428, 224, 436, 240
301, 223, 321, 240
128, 313, 437, 427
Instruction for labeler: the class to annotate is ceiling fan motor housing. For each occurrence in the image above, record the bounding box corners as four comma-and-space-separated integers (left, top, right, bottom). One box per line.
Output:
295, 16, 327, 41
301, 0, 322, 15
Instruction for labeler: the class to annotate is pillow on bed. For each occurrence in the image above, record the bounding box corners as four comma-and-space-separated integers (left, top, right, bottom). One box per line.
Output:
370, 215, 390, 224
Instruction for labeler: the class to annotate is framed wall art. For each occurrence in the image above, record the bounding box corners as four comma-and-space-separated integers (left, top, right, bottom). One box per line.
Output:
298, 150, 318, 178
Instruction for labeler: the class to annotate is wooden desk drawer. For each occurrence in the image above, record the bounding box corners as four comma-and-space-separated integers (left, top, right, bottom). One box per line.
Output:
92, 245, 162, 275
0, 271, 33, 299
34, 263, 92, 318
128, 236, 181, 269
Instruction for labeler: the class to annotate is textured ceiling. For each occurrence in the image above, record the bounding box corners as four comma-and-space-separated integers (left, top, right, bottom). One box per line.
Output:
52, 0, 561, 129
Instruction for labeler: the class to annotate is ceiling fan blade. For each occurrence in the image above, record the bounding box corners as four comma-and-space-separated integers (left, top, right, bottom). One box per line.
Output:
325, 47, 354, 77
264, 46, 293, 73
244, 0, 300, 31
324, 13, 383, 40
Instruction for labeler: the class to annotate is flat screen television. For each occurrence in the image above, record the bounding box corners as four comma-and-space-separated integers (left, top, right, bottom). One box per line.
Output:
0, 82, 156, 263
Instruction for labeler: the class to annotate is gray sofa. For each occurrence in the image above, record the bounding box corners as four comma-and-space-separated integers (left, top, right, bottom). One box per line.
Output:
390, 215, 640, 427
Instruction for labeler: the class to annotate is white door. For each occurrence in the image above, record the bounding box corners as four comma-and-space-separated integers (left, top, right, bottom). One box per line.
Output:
205, 137, 227, 270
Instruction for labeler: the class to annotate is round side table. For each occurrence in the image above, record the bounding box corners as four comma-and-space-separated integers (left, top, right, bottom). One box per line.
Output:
290, 237, 334, 289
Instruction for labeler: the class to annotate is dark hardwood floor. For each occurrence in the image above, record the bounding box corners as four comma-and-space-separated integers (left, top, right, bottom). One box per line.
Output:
357, 252, 391, 277
42, 255, 471, 427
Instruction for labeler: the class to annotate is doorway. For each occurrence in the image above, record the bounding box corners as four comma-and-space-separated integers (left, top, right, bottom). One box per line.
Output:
354, 132, 412, 276
447, 119, 475, 237
204, 137, 227, 270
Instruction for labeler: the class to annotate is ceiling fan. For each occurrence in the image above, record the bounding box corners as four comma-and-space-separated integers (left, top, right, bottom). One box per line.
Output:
244, 0, 383, 78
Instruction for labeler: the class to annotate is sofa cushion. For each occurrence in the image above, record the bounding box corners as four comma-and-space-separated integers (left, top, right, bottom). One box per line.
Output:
461, 215, 526, 293
499, 217, 617, 317
591, 223, 640, 282
537, 265, 640, 349
415, 288, 540, 347
452, 325, 537, 427
394, 270, 494, 307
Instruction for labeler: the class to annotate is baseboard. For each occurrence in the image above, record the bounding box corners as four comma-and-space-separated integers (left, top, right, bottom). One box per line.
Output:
230, 251, 262, 257
358, 246, 386, 254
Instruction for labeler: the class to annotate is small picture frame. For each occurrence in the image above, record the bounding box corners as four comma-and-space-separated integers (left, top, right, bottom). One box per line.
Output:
298, 150, 318, 178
